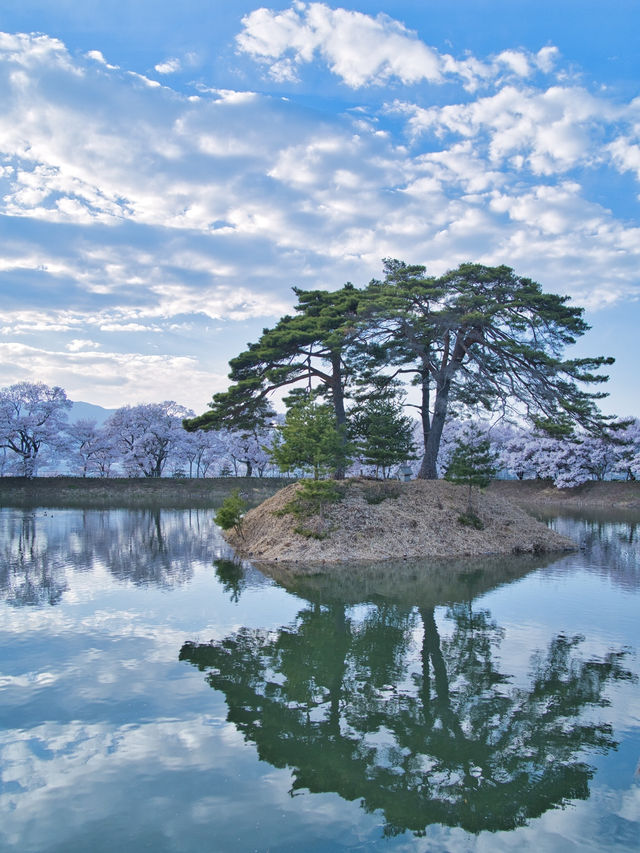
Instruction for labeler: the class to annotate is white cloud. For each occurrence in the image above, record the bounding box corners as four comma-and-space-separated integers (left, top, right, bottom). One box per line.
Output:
148, 283, 292, 321
236, 3, 559, 92
535, 45, 560, 73
85, 49, 119, 70
66, 339, 100, 352
154, 57, 182, 74
495, 49, 531, 77
0, 342, 226, 410
608, 135, 640, 183
391, 84, 625, 175
0, 27, 639, 411
236, 2, 442, 88
0, 31, 76, 73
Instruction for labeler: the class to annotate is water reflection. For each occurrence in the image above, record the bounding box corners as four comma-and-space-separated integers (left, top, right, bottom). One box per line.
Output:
258, 551, 565, 608
547, 516, 640, 592
181, 549, 635, 837
213, 558, 249, 603
0, 508, 224, 606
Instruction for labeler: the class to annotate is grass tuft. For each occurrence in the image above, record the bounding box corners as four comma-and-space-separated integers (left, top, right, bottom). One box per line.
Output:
457, 510, 484, 530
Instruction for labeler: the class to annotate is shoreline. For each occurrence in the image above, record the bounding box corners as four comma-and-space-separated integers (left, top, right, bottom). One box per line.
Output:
487, 479, 640, 513
0, 476, 638, 512
0, 476, 291, 508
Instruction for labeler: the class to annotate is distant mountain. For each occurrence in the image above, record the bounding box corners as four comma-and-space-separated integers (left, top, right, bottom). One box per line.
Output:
69, 401, 116, 425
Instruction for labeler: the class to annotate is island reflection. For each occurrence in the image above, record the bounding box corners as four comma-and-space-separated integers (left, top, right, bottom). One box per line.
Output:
181, 550, 633, 837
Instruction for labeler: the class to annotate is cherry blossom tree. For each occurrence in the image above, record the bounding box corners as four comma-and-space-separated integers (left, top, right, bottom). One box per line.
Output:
499, 429, 594, 488
436, 418, 618, 488
613, 418, 640, 481
65, 419, 107, 477
177, 428, 225, 478
221, 426, 278, 477
0, 382, 71, 477
580, 434, 619, 481
104, 401, 194, 478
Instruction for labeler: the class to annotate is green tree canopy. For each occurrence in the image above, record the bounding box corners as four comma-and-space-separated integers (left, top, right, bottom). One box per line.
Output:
184, 283, 362, 435
269, 395, 352, 479
188, 260, 616, 481
363, 260, 615, 478
444, 432, 497, 490
349, 392, 417, 477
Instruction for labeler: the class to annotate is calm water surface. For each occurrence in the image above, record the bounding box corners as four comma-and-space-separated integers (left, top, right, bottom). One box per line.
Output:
0, 506, 638, 852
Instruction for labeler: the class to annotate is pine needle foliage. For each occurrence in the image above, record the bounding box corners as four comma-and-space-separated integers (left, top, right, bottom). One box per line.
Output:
214, 490, 248, 536
445, 429, 498, 526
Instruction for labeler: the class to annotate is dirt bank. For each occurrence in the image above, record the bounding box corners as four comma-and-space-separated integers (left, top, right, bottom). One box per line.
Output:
488, 479, 640, 511
3, 476, 637, 514
226, 479, 576, 564
0, 476, 289, 508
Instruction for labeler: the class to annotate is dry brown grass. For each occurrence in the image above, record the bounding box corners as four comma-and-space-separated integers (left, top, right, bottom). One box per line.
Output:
226, 478, 576, 564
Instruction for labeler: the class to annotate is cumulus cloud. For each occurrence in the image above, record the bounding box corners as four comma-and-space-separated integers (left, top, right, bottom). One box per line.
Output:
608, 135, 640, 185
0, 27, 639, 409
154, 57, 182, 74
236, 2, 557, 91
0, 341, 227, 410
390, 84, 626, 175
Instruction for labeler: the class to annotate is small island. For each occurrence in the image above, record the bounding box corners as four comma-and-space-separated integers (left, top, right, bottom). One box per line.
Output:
223, 478, 576, 565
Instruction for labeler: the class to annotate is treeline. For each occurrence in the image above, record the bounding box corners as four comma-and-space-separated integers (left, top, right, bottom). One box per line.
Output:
0, 382, 278, 479
0, 380, 638, 486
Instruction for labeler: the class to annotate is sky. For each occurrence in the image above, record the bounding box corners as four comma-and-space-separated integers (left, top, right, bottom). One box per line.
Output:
0, 1, 639, 418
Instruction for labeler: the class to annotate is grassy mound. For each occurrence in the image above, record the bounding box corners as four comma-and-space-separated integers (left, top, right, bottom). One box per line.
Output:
225, 478, 576, 564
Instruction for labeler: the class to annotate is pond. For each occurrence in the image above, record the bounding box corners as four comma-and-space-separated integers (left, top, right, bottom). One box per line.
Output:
0, 506, 638, 852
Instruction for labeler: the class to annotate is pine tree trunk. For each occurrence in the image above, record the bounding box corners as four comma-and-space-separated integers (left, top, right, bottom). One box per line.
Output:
330, 351, 347, 479
418, 377, 450, 479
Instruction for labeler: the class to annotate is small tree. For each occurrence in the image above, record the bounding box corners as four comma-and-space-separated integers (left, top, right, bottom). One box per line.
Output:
349, 395, 417, 478
445, 428, 497, 526
270, 396, 351, 480
214, 490, 248, 537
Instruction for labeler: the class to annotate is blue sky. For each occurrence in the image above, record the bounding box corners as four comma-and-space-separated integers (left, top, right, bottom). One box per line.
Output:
0, 1, 639, 417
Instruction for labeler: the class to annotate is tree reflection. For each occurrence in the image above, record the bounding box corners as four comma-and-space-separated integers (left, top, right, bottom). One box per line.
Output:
540, 514, 640, 591
0, 512, 68, 606
180, 595, 633, 836
213, 558, 247, 602
0, 508, 224, 605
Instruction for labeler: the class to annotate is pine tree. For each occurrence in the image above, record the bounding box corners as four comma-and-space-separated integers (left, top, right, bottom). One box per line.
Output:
269, 396, 352, 480
363, 260, 616, 479
350, 396, 416, 478
445, 429, 497, 525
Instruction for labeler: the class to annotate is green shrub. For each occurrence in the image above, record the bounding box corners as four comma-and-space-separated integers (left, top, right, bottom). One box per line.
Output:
293, 525, 328, 540
457, 510, 484, 530
215, 490, 248, 535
